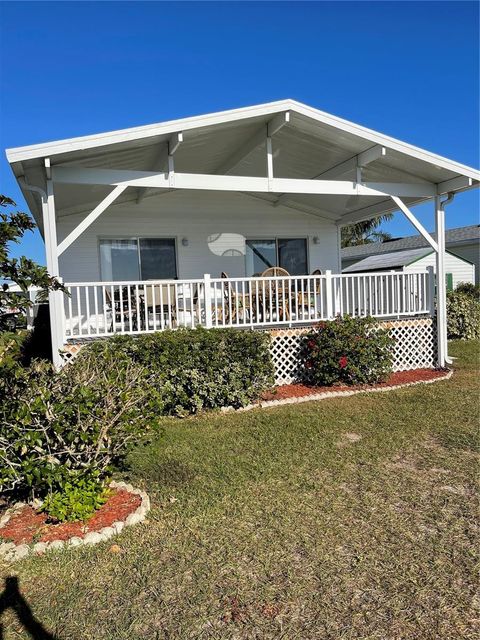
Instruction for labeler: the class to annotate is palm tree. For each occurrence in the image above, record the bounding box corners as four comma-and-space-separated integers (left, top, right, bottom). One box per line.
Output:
341, 214, 393, 247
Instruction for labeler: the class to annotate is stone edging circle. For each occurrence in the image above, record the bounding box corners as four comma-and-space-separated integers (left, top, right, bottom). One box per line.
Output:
0, 481, 150, 563
235, 368, 453, 412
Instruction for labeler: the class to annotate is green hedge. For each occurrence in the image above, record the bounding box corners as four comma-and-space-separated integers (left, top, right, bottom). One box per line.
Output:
301, 316, 394, 386
447, 290, 480, 340
78, 327, 275, 416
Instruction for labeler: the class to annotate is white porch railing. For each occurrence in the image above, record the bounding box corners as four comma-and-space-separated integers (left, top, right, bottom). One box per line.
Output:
62, 269, 434, 340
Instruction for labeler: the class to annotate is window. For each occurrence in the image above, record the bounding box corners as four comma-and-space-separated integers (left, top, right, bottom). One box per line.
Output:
246, 238, 308, 276
100, 238, 177, 281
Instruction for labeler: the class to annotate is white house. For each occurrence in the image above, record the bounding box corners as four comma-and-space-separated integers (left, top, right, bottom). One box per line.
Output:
5, 100, 480, 373
343, 247, 475, 290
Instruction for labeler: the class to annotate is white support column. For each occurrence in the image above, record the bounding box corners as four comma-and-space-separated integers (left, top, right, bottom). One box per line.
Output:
435, 195, 448, 367
44, 174, 64, 368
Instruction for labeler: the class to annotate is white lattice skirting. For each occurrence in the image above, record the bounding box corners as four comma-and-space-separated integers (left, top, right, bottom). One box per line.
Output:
268, 317, 437, 385
63, 318, 437, 385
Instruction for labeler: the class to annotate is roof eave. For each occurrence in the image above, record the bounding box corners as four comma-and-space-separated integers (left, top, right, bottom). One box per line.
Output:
5, 98, 480, 185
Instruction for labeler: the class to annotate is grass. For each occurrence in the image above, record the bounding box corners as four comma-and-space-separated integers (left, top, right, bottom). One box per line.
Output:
1, 340, 479, 639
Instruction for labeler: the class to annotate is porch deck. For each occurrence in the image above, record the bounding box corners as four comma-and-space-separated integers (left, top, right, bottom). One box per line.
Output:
63, 269, 434, 340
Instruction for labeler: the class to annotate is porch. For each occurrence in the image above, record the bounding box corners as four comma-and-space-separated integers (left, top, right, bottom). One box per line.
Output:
63, 269, 433, 339
6, 100, 479, 368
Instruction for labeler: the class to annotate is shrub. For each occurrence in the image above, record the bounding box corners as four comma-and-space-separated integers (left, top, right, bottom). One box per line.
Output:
0, 327, 272, 515
447, 290, 480, 340
0, 347, 161, 503
455, 282, 480, 300
301, 316, 394, 386
81, 328, 274, 416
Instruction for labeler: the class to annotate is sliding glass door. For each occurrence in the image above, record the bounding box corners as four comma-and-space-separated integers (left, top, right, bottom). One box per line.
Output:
100, 238, 177, 281
246, 238, 308, 276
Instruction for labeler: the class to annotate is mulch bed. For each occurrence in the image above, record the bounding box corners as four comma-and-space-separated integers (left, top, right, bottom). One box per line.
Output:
0, 489, 141, 545
261, 368, 448, 401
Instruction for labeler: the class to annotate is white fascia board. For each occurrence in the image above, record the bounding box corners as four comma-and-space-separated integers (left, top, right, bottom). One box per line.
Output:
6, 99, 480, 184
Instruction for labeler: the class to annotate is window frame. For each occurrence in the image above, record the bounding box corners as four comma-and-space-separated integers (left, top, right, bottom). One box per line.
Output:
98, 235, 179, 281
245, 236, 309, 276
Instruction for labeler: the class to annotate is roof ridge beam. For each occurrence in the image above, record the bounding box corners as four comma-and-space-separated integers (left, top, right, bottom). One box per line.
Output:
215, 111, 290, 175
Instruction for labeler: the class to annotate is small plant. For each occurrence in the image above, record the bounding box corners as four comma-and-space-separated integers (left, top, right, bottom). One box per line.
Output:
39, 473, 110, 523
301, 316, 394, 386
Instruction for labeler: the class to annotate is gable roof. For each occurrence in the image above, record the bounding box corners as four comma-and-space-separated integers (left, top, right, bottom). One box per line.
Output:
343, 246, 474, 272
5, 99, 480, 230
342, 224, 480, 261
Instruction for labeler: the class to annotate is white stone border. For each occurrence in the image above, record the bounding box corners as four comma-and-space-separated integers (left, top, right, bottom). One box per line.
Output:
0, 480, 150, 562
236, 368, 453, 412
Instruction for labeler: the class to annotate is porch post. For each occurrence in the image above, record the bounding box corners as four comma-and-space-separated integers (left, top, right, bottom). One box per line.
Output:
426, 266, 435, 316
44, 176, 64, 368
435, 195, 448, 367
203, 274, 212, 328
325, 270, 334, 319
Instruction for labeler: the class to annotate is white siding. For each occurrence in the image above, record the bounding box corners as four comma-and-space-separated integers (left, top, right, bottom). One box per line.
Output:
404, 252, 475, 288
57, 190, 339, 282
448, 243, 479, 285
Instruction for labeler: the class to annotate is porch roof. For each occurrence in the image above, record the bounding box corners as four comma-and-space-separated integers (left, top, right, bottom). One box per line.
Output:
6, 99, 480, 232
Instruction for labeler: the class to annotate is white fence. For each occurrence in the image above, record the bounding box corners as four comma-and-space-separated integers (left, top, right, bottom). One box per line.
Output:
62, 269, 434, 339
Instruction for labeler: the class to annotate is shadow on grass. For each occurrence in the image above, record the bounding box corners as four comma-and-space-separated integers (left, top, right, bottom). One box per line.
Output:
0, 576, 58, 639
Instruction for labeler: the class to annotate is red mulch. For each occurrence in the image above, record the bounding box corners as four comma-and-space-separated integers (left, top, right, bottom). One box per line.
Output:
0, 489, 141, 545
261, 368, 448, 401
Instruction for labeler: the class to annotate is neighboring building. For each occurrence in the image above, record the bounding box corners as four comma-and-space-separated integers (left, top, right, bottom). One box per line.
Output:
343, 247, 475, 290
342, 224, 480, 284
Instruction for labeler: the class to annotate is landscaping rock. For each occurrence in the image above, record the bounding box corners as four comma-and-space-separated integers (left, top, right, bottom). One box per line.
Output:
33, 542, 48, 554
49, 540, 64, 551
14, 544, 30, 560
0, 542, 15, 556
83, 532, 105, 545
112, 521, 124, 534
100, 527, 115, 538
68, 537, 83, 547
125, 512, 143, 527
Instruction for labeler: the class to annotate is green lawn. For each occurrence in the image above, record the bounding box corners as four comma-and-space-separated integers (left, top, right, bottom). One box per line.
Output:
1, 341, 479, 639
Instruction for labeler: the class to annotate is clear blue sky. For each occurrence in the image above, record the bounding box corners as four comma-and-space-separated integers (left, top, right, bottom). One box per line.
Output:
1, 1, 478, 265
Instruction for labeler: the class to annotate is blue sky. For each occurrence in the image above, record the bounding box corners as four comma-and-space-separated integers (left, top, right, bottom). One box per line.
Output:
0, 1, 478, 264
